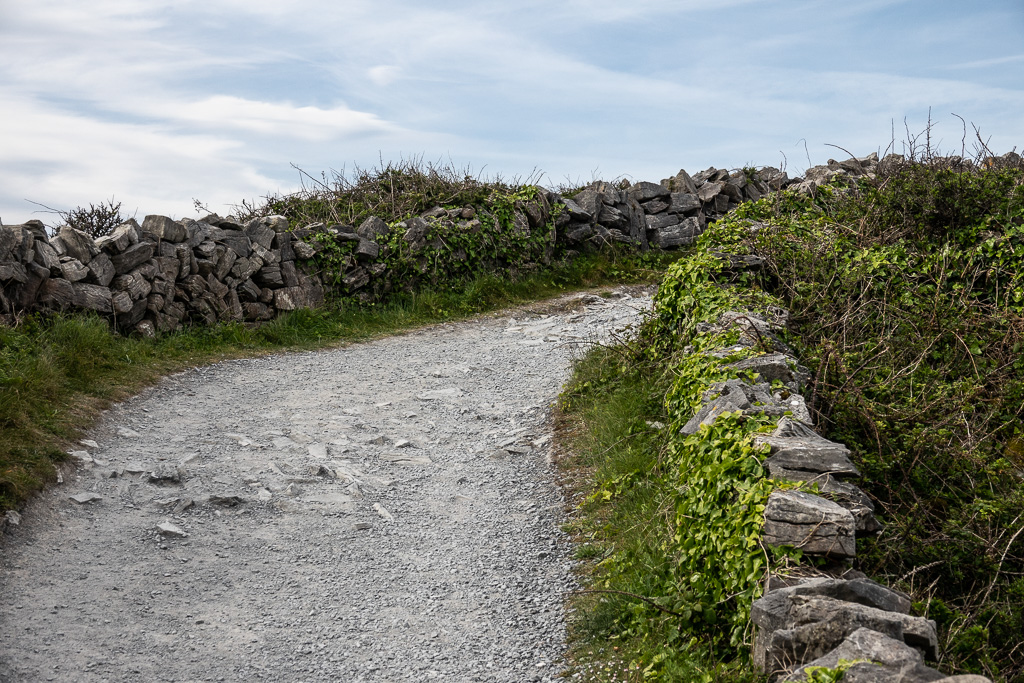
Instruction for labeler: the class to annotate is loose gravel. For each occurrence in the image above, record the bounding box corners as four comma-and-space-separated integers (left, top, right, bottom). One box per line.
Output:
0, 288, 651, 683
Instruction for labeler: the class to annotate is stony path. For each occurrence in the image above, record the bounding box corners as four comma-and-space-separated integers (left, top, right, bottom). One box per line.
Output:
0, 288, 651, 683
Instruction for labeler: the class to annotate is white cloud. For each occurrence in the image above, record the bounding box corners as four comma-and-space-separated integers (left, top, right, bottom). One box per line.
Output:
157, 96, 400, 141
1, 0, 1022, 224
367, 66, 402, 87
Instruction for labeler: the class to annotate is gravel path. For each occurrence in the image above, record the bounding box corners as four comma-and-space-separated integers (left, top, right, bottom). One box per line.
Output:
0, 288, 651, 683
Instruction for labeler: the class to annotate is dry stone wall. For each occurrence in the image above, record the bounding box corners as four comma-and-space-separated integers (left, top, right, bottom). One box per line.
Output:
1, 153, 880, 335
679, 269, 991, 682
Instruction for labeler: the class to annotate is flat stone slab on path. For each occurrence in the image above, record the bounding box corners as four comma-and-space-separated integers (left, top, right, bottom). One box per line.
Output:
0, 288, 651, 683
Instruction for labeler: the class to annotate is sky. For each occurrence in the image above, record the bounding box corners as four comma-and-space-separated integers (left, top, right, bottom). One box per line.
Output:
1, 0, 1022, 226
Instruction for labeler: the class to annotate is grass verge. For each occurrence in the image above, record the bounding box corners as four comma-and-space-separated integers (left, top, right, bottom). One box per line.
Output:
555, 291, 772, 681
0, 249, 680, 513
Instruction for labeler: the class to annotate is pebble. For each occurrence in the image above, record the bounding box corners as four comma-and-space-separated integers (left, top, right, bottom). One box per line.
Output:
156, 522, 187, 538
68, 492, 102, 504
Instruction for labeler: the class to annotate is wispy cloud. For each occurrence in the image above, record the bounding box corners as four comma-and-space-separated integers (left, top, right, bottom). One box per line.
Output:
948, 54, 1024, 70
1, 0, 1022, 223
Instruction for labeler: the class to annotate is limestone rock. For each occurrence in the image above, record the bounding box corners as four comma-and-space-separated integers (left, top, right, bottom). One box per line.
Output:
38, 278, 74, 309
60, 258, 90, 282
58, 226, 98, 265
783, 628, 944, 683
755, 435, 861, 478
559, 197, 591, 221
651, 217, 700, 249
628, 181, 670, 202
142, 215, 187, 243
156, 522, 187, 538
357, 216, 390, 241
762, 490, 856, 558
111, 242, 155, 275
69, 492, 102, 504
71, 283, 112, 313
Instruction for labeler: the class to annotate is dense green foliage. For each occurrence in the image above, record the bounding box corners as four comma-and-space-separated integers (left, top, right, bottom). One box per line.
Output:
560, 242, 786, 680
237, 158, 526, 229
560, 156, 1024, 681
723, 160, 1024, 680
309, 185, 561, 302
0, 249, 673, 512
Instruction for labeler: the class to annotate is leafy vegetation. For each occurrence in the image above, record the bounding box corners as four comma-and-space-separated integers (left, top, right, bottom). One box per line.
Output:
559, 152, 1024, 681
559, 245, 785, 680
236, 157, 535, 228
729, 157, 1024, 680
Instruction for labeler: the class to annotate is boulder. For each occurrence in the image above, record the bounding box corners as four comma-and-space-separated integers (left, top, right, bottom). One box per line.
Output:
662, 168, 698, 194
214, 247, 237, 280
280, 261, 300, 288
213, 229, 252, 258
13, 262, 49, 309
667, 192, 701, 215
753, 579, 912, 631
58, 226, 97, 264
645, 214, 681, 231
111, 290, 134, 314
244, 221, 275, 249
730, 352, 802, 386
566, 225, 594, 243
355, 238, 380, 260
37, 278, 75, 310
59, 258, 90, 282
262, 215, 290, 233
559, 196, 592, 221
625, 197, 649, 251
628, 181, 670, 203
0, 261, 28, 283
273, 286, 306, 311
87, 252, 116, 287
254, 265, 284, 288
651, 217, 699, 249
357, 216, 390, 242
251, 242, 277, 265
142, 215, 187, 243
344, 267, 370, 291
598, 205, 629, 230
641, 198, 669, 214
762, 490, 856, 558
697, 181, 725, 203
34, 241, 62, 273
0, 226, 20, 259
111, 242, 154, 275
754, 435, 861, 478
71, 283, 113, 313
783, 628, 943, 683
571, 186, 601, 218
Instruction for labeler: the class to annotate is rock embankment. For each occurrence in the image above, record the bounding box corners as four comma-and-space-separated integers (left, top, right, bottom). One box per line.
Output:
0, 152, 897, 336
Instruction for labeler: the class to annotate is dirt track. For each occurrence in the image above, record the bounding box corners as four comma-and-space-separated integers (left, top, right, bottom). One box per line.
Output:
0, 289, 651, 683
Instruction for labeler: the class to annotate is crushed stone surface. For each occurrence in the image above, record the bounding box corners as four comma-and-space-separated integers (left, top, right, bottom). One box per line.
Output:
0, 288, 652, 683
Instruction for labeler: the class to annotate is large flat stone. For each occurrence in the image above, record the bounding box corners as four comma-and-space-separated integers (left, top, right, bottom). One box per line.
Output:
783, 628, 944, 683
755, 435, 861, 478
142, 215, 187, 243
762, 490, 856, 558
756, 594, 939, 677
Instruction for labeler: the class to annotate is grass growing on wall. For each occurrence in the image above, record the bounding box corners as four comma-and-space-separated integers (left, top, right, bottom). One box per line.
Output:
0, 249, 679, 513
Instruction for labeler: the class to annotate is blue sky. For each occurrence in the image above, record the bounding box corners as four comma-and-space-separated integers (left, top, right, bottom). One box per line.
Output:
1, 0, 1022, 224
